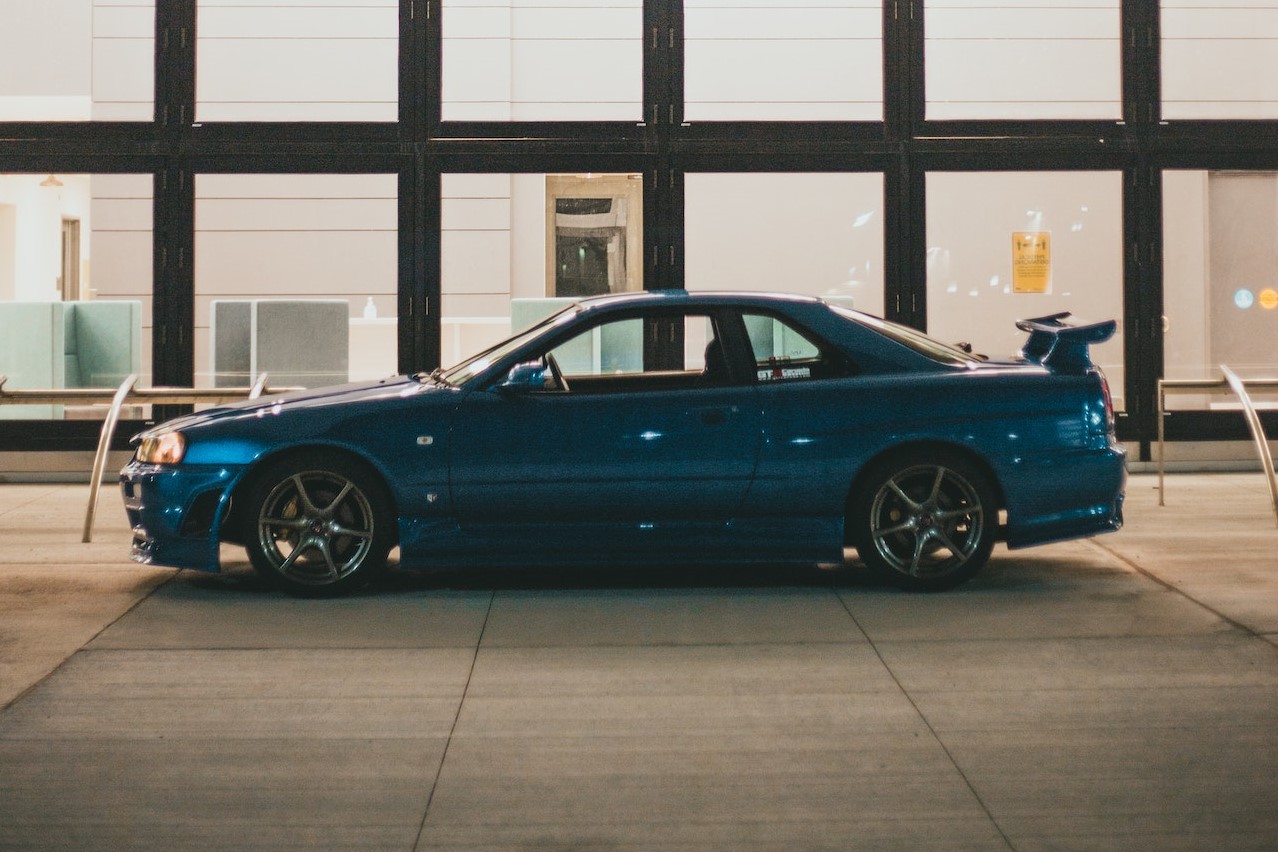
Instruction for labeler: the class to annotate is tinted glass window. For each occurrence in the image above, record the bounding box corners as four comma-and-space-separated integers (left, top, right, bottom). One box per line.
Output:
537, 312, 728, 393
744, 312, 856, 382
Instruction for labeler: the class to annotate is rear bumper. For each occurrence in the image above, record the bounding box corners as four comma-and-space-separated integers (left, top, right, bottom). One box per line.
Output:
1003, 443, 1127, 549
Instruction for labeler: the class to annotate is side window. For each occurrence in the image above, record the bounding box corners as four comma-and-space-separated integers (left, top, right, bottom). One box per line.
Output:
743, 312, 855, 383
549, 317, 646, 376
545, 312, 724, 391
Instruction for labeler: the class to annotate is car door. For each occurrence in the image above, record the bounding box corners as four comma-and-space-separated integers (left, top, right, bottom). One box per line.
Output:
446, 308, 763, 554
734, 310, 874, 521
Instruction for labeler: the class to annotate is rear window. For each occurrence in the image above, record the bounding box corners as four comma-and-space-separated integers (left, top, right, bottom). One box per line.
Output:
831, 305, 977, 367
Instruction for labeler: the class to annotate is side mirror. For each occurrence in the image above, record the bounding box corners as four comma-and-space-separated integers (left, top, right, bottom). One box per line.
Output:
496, 361, 547, 395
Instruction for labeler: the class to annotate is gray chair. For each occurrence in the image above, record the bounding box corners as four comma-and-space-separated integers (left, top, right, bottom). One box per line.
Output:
211, 299, 350, 389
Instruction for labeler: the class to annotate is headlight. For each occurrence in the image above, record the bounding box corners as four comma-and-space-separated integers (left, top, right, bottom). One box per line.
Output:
136, 431, 187, 465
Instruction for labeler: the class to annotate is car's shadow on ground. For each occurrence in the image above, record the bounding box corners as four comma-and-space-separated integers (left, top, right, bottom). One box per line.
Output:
178, 548, 1113, 599
179, 552, 891, 598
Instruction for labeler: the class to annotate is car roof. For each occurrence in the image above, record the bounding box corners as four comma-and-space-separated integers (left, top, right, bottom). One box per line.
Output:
570, 289, 831, 312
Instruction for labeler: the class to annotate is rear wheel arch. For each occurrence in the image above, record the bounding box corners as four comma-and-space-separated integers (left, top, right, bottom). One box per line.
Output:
845, 442, 1005, 528
845, 442, 1005, 591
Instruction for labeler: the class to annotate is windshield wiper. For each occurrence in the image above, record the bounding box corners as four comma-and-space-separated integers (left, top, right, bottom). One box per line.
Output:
415, 368, 450, 386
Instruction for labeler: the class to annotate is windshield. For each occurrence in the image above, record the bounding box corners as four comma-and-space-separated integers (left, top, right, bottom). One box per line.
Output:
435, 304, 582, 386
830, 305, 977, 367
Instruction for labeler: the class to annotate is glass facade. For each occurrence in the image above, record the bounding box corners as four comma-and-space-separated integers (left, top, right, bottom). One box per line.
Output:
441, 0, 643, 122
0, 1, 154, 121
196, 0, 398, 122
925, 0, 1121, 120
193, 174, 398, 387
441, 173, 642, 367
1163, 171, 1278, 411
1162, 2, 1278, 120
926, 171, 1125, 408
684, 1, 882, 121
0, 173, 153, 418
0, 0, 1274, 457
684, 173, 884, 317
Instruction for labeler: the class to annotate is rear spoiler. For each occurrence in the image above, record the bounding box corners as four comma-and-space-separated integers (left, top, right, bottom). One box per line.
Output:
1016, 312, 1116, 374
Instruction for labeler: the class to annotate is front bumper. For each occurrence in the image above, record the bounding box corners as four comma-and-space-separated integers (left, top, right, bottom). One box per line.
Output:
120, 461, 244, 572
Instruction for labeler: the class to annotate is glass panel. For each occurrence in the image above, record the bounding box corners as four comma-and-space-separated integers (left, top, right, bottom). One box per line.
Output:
441, 172, 643, 368
196, 0, 398, 122
0, 173, 153, 419
1162, 171, 1278, 412
684, 173, 884, 317
925, 171, 1125, 409
193, 174, 398, 389
550, 317, 646, 376
441, 0, 642, 122
684, 0, 881, 121
745, 315, 820, 363
1162, 2, 1278, 120
0, 1, 154, 121
925, 0, 1121, 120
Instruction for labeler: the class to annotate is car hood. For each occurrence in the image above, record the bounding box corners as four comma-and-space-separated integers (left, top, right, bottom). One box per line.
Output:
139, 374, 452, 436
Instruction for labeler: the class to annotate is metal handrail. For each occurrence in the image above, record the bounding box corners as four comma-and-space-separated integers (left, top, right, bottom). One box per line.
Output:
0, 373, 297, 541
1157, 369, 1278, 526
82, 374, 139, 541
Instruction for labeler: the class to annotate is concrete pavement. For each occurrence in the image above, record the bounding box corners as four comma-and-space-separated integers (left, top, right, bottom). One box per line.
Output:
1, 473, 1276, 850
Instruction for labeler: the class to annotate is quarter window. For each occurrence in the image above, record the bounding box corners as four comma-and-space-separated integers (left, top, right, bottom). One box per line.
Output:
743, 313, 855, 383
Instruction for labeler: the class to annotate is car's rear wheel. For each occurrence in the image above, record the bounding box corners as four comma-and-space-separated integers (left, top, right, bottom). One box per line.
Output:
243, 454, 392, 597
852, 451, 996, 591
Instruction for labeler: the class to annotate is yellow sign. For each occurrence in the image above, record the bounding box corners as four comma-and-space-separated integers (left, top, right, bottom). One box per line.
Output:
1260, 288, 1278, 310
1012, 232, 1051, 294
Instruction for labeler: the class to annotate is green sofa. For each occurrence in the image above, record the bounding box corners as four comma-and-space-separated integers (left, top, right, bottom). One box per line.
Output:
0, 300, 143, 418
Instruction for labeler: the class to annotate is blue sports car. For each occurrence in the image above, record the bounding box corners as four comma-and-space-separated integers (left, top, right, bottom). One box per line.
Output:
121, 291, 1125, 596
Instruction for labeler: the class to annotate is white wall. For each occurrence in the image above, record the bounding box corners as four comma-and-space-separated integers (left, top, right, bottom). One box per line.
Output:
0, 0, 153, 121
1163, 2, 1278, 119
685, 173, 884, 315
0, 205, 16, 300
90, 174, 153, 375
192, 174, 398, 385
197, 0, 396, 121
440, 173, 548, 363
441, 0, 642, 121
684, 1, 881, 121
926, 171, 1125, 403
1162, 171, 1211, 382
0, 175, 92, 302
1206, 174, 1278, 370
0, 0, 92, 120
925, 0, 1121, 120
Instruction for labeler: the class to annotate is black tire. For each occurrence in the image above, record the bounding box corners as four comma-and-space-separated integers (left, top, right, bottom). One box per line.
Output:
852, 451, 997, 592
243, 453, 393, 597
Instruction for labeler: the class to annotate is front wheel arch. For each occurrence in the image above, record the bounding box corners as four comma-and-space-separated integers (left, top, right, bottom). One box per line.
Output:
226, 446, 400, 544
229, 447, 398, 596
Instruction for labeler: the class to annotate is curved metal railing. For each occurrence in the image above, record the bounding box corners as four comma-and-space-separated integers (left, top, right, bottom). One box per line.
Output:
0, 373, 296, 542
1157, 368, 1278, 527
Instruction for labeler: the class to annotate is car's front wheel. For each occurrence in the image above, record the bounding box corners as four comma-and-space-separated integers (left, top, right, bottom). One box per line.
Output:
243, 454, 393, 597
852, 452, 996, 591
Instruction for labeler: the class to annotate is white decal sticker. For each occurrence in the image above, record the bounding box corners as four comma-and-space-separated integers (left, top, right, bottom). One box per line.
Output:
757, 366, 812, 381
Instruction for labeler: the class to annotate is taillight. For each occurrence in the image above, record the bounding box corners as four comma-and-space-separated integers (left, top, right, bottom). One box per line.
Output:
1096, 368, 1115, 433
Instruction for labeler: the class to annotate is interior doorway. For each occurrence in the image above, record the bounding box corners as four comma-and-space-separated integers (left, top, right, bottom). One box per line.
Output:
545, 174, 643, 297
60, 217, 81, 301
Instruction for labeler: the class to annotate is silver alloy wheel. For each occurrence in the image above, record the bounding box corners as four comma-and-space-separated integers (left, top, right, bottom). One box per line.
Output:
868, 463, 985, 579
256, 470, 376, 587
